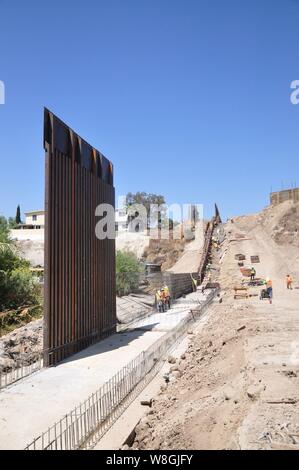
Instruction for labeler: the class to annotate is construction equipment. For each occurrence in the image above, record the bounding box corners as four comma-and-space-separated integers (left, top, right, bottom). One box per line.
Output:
235, 254, 246, 261
234, 286, 249, 299
240, 267, 252, 277
260, 288, 270, 300
251, 255, 260, 264
248, 278, 264, 287
205, 282, 221, 290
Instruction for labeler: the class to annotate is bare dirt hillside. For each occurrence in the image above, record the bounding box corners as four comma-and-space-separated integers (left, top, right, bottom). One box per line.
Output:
143, 223, 206, 272
116, 232, 151, 259
168, 224, 205, 274
133, 201, 299, 450
142, 238, 186, 271
14, 240, 44, 267
112, 230, 188, 271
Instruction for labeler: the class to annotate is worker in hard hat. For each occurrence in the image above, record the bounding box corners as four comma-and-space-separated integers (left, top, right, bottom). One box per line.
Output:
190, 274, 197, 292
155, 289, 163, 312
266, 278, 273, 304
206, 262, 212, 271
286, 274, 293, 290
250, 267, 256, 281
163, 285, 171, 309
160, 288, 167, 312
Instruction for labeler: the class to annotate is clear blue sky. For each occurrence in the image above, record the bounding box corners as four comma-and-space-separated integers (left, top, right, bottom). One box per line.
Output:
0, 0, 299, 220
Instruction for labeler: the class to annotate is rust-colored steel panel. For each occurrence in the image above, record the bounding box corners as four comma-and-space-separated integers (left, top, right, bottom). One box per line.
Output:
197, 204, 222, 284
43, 109, 116, 365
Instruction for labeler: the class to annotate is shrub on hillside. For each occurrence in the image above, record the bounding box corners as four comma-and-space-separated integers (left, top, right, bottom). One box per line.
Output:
0, 268, 41, 310
0, 216, 41, 311
116, 250, 142, 297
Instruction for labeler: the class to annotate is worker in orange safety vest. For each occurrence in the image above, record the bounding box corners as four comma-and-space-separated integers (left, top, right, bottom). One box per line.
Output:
286, 274, 293, 290
266, 278, 273, 304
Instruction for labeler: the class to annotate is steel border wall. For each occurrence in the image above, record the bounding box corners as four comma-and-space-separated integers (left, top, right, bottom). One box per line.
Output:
0, 274, 205, 389
270, 188, 299, 205
1, 206, 222, 389
43, 109, 116, 365
197, 204, 222, 284
24, 288, 217, 450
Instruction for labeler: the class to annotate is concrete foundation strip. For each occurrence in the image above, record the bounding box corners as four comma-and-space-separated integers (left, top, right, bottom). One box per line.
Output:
24, 289, 218, 450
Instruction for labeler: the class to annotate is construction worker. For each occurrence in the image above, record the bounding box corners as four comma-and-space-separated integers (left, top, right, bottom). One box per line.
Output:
266, 278, 273, 304
163, 285, 171, 309
160, 288, 166, 311
190, 274, 197, 292
155, 289, 163, 312
250, 267, 256, 281
159, 288, 167, 311
212, 237, 220, 251
286, 274, 293, 290
206, 262, 212, 272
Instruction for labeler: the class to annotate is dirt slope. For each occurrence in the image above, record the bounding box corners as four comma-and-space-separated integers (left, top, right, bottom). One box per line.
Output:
142, 238, 186, 271
168, 224, 205, 274
133, 201, 299, 450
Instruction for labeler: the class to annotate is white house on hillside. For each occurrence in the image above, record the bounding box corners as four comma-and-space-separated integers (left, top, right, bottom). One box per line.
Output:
10, 210, 45, 243
24, 210, 45, 229
115, 207, 129, 232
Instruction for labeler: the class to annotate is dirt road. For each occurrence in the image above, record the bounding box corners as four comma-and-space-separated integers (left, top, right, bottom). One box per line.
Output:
133, 202, 299, 450
169, 223, 205, 274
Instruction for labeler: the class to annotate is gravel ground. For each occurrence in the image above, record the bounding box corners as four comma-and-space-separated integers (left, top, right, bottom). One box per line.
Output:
133, 202, 299, 450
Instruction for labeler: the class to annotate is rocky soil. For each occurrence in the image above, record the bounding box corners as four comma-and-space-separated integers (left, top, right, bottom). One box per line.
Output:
0, 319, 43, 373
16, 240, 44, 267
273, 203, 299, 247
132, 201, 299, 450
142, 238, 186, 271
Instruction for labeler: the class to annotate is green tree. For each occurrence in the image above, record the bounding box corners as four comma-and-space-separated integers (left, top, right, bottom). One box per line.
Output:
126, 192, 166, 229
0, 268, 41, 310
0, 216, 9, 244
15, 205, 22, 225
116, 250, 142, 297
8, 217, 18, 228
0, 215, 41, 311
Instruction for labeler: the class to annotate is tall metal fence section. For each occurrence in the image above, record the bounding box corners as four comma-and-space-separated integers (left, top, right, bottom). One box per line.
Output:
197, 204, 222, 285
43, 109, 116, 365
1, 206, 222, 389
270, 188, 299, 205
145, 204, 222, 301
0, 271, 206, 389
25, 288, 218, 451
